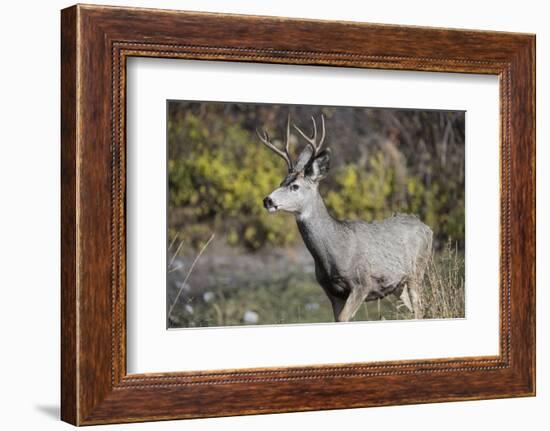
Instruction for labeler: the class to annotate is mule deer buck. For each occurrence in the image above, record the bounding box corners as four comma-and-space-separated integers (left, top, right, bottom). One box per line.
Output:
258, 114, 433, 321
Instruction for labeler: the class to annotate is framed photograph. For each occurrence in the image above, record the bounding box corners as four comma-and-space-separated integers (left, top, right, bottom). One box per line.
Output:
61, 4, 535, 425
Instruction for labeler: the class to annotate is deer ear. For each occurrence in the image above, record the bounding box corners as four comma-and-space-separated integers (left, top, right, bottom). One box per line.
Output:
293, 144, 314, 173
306, 148, 331, 182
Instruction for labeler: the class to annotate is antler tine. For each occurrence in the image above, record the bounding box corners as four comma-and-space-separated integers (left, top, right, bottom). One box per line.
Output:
318, 114, 326, 152
293, 114, 325, 156
310, 116, 317, 146
285, 114, 292, 167
256, 127, 293, 171
293, 119, 315, 151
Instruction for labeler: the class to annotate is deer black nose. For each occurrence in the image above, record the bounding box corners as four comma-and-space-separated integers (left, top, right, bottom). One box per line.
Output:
263, 196, 274, 209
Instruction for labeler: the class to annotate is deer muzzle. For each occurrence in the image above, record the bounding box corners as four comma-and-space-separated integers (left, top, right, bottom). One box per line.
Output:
263, 196, 278, 212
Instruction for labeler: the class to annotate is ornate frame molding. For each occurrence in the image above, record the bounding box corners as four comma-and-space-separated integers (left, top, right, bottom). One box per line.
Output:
61, 5, 535, 425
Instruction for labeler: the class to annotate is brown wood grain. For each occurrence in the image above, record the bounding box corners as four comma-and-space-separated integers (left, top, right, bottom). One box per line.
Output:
60, 4, 535, 425
60, 5, 78, 425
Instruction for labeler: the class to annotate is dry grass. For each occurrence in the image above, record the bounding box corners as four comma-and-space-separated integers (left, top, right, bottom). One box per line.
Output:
422, 241, 465, 319
167, 233, 215, 321
167, 238, 465, 328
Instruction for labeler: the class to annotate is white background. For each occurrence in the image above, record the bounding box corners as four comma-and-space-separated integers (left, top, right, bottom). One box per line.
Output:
127, 59, 500, 373
0, 0, 547, 430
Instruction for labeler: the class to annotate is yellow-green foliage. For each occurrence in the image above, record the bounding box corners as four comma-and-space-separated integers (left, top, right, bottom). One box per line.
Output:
168, 105, 465, 251
169, 112, 294, 250
324, 151, 463, 245
325, 152, 394, 221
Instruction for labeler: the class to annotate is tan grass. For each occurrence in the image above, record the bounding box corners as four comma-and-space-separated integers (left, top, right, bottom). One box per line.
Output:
422, 240, 465, 319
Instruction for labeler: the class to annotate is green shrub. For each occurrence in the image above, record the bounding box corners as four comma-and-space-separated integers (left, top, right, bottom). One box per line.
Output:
168, 104, 464, 252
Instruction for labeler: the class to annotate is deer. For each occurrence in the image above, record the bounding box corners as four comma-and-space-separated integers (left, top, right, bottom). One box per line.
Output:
257, 114, 433, 322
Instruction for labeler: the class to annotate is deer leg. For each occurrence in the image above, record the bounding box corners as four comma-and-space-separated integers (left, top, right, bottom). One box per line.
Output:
410, 251, 429, 319
399, 284, 413, 313
409, 277, 423, 319
327, 294, 346, 322
337, 287, 369, 322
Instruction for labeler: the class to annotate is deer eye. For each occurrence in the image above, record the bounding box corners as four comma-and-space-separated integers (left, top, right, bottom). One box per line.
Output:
290, 184, 300, 191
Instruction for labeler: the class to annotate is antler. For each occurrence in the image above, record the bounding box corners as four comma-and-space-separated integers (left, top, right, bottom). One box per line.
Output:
293, 115, 326, 162
256, 114, 293, 171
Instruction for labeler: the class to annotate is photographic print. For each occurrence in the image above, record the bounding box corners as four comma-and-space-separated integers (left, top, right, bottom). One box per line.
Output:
60, 7, 535, 423
167, 101, 465, 329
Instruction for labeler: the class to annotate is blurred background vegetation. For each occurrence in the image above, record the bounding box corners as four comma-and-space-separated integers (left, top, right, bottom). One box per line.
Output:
167, 101, 465, 328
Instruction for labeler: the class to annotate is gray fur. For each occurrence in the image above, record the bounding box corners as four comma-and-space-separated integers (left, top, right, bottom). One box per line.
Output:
260, 116, 433, 321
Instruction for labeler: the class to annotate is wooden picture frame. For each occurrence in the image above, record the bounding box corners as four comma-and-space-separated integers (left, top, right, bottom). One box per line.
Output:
61, 4, 535, 425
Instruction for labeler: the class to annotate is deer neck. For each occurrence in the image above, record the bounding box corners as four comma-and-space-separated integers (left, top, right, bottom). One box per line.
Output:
295, 191, 338, 263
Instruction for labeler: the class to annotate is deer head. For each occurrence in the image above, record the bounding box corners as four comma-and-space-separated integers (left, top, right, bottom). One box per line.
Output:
258, 115, 331, 215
